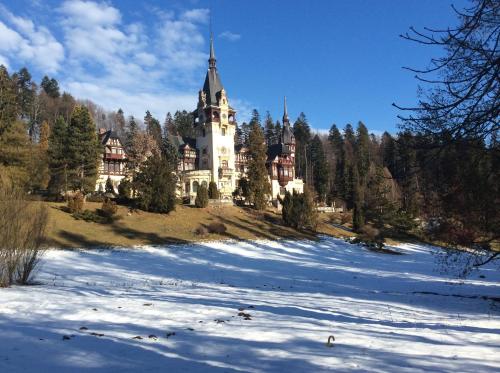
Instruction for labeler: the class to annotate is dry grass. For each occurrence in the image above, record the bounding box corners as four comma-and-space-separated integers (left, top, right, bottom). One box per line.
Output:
43, 202, 336, 249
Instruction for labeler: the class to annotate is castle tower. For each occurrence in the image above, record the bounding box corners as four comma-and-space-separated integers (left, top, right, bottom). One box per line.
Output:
281, 96, 296, 177
193, 34, 237, 196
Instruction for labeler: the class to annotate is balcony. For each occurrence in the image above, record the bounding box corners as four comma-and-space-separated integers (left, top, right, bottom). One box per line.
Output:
218, 167, 233, 178
104, 152, 126, 160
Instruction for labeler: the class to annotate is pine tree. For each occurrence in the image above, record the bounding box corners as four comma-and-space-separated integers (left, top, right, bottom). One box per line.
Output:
247, 121, 270, 210
0, 66, 19, 138
174, 110, 194, 138
31, 120, 50, 190
145, 111, 162, 148
328, 124, 344, 198
293, 112, 311, 182
115, 108, 126, 137
40, 75, 60, 98
105, 177, 114, 194
195, 184, 209, 208
135, 153, 176, 213
310, 135, 328, 202
264, 111, 275, 145
208, 181, 219, 199
47, 116, 68, 195
356, 121, 371, 182
164, 112, 176, 136
274, 120, 282, 143
66, 106, 100, 192
352, 167, 365, 232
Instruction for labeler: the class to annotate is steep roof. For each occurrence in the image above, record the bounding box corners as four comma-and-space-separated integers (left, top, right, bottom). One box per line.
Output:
202, 34, 224, 106
100, 130, 122, 146
267, 143, 290, 162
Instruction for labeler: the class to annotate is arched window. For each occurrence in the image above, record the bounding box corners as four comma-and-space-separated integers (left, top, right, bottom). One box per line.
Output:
193, 181, 199, 193
201, 181, 207, 188
185, 182, 190, 194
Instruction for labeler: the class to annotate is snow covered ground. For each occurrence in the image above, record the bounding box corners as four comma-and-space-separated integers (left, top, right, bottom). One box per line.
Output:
1, 236, 499, 372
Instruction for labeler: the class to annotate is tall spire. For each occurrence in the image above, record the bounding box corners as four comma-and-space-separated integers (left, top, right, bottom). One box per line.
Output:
209, 33, 216, 69
283, 96, 289, 124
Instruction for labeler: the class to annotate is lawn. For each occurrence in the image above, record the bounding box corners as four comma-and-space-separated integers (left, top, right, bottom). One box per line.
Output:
43, 202, 352, 248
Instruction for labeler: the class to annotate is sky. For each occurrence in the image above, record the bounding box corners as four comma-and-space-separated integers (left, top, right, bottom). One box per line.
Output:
0, 0, 468, 134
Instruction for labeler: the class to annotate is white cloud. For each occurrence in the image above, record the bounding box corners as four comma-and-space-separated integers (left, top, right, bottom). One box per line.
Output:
0, 1, 218, 121
0, 7, 64, 73
219, 31, 241, 42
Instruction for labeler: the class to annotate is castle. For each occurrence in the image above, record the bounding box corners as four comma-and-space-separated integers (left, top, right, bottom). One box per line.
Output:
174, 36, 303, 202
96, 36, 303, 201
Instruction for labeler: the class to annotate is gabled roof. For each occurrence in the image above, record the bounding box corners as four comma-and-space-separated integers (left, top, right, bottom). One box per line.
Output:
267, 143, 291, 162
100, 130, 122, 146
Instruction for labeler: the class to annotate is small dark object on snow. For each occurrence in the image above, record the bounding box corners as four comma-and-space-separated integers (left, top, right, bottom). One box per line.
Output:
214, 319, 225, 324
244, 316, 252, 320
248, 305, 255, 309
186, 327, 194, 331
79, 327, 88, 331
143, 303, 152, 306
238, 312, 251, 318
132, 336, 143, 340
479, 275, 485, 279
62, 335, 71, 340
148, 335, 158, 340
326, 335, 335, 347
117, 306, 122, 309
90, 332, 104, 337
238, 307, 245, 311
92, 308, 98, 311
166, 332, 176, 338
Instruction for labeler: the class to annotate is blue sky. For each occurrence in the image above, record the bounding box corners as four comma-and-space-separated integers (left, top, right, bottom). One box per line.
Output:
0, 0, 467, 134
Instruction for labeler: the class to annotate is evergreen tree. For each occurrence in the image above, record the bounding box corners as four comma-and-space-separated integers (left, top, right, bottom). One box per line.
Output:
274, 120, 282, 143
174, 110, 194, 138
115, 108, 126, 137
13, 67, 34, 122
310, 135, 328, 202
208, 181, 219, 199
195, 184, 209, 208
164, 112, 176, 136
145, 110, 162, 148
356, 121, 370, 182
66, 106, 100, 192
239, 122, 250, 145
0, 120, 31, 187
264, 111, 275, 145
328, 124, 344, 198
247, 121, 270, 210
0, 66, 18, 138
105, 177, 114, 194
31, 120, 50, 190
40, 75, 60, 98
135, 153, 176, 213
293, 112, 311, 182
47, 116, 68, 194
352, 167, 365, 232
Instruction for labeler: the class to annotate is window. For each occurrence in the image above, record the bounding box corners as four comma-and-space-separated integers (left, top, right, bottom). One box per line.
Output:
221, 160, 228, 169
222, 128, 226, 136
202, 129, 206, 137
193, 181, 199, 193
201, 181, 207, 188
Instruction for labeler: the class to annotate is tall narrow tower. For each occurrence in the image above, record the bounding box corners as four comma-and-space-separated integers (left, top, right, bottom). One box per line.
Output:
193, 34, 237, 196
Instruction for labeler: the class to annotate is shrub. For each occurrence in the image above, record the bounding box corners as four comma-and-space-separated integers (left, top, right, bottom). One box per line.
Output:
282, 187, 318, 231
72, 209, 100, 222
100, 198, 118, 219
340, 212, 352, 225
86, 193, 105, 203
118, 178, 132, 199
207, 222, 227, 234
208, 181, 219, 199
0, 179, 47, 287
195, 185, 209, 208
105, 177, 115, 194
67, 192, 84, 213
359, 224, 385, 249
194, 225, 209, 236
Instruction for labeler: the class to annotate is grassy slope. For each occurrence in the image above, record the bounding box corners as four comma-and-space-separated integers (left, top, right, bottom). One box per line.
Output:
44, 202, 352, 249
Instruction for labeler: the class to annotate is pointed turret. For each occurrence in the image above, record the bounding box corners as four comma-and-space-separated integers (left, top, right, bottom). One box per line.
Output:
283, 96, 289, 124
209, 33, 216, 70
202, 34, 224, 106
281, 96, 294, 145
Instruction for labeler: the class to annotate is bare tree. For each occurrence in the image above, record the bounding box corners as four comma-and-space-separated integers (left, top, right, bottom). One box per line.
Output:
394, 0, 499, 141
0, 175, 47, 287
